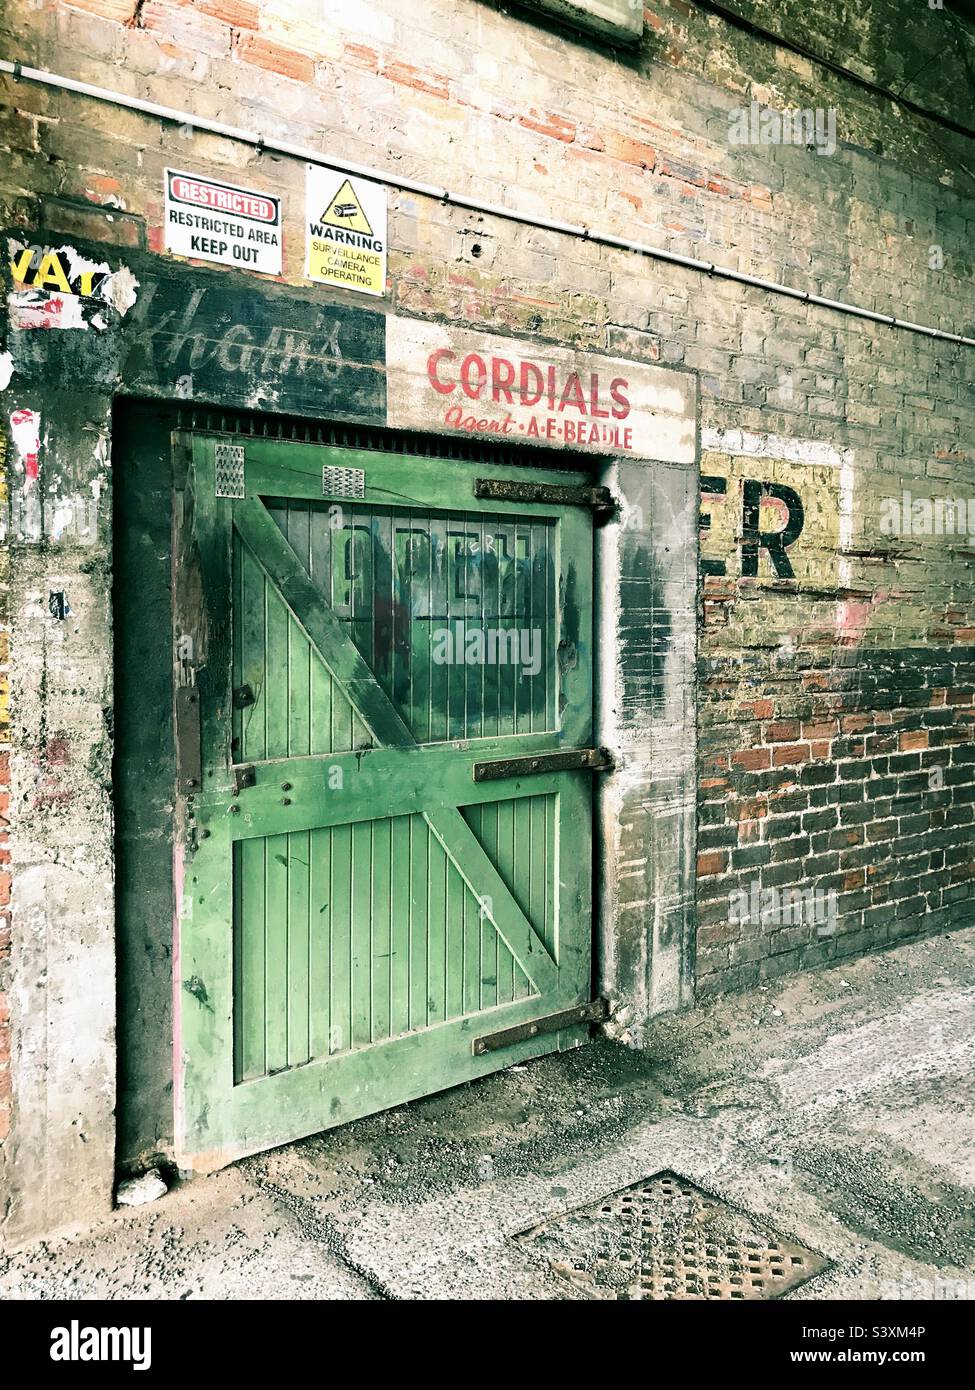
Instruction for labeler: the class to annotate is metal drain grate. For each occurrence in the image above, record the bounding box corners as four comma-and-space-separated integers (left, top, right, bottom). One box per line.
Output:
513, 1170, 828, 1300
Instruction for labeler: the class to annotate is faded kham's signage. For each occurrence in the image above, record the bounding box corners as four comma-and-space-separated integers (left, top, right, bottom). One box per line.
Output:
123, 270, 386, 422
386, 320, 695, 462
165, 169, 282, 275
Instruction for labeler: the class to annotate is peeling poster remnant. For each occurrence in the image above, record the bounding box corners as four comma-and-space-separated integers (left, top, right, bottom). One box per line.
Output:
7, 404, 43, 541
9, 406, 41, 485
7, 240, 139, 331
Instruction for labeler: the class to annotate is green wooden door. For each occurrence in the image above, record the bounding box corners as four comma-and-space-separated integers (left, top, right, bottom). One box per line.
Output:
173, 432, 596, 1171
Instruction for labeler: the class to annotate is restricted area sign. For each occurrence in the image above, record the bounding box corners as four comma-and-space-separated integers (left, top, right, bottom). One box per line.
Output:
164, 169, 282, 275
305, 165, 387, 297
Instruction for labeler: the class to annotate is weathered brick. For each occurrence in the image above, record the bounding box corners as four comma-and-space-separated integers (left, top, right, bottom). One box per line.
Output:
234, 31, 315, 81
696, 851, 728, 877
518, 109, 576, 142
195, 0, 259, 26
384, 59, 450, 100
732, 748, 771, 771
63, 0, 137, 19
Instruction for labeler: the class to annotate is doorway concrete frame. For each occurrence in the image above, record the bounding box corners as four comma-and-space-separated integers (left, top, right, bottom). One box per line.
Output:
0, 233, 699, 1243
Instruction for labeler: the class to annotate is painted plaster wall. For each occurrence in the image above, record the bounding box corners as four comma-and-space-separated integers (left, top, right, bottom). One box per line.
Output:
0, 0, 972, 1236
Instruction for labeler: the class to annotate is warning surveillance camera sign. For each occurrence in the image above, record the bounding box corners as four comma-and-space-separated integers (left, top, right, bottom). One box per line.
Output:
305, 165, 387, 297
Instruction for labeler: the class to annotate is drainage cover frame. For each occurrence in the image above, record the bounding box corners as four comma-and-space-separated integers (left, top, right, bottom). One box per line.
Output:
512, 1169, 829, 1301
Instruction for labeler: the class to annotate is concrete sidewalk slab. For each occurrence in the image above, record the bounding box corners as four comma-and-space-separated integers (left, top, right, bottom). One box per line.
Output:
2, 927, 973, 1300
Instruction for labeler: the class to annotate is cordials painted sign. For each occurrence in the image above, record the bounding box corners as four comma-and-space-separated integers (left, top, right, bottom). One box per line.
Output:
427, 345, 633, 447
386, 320, 696, 462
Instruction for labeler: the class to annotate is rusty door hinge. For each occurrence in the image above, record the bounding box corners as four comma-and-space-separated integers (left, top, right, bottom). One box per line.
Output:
473, 478, 616, 522
473, 998, 610, 1055
473, 747, 614, 782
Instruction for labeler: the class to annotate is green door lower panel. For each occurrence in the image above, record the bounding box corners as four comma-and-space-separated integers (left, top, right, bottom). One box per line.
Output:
173, 433, 595, 1171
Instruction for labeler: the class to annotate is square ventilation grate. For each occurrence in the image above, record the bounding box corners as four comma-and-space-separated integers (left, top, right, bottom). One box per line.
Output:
513, 1170, 828, 1300
322, 464, 365, 499
214, 442, 245, 499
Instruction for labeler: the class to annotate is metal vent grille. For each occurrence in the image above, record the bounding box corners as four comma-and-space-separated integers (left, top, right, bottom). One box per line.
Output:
214, 442, 245, 498
322, 464, 365, 498
513, 1171, 828, 1300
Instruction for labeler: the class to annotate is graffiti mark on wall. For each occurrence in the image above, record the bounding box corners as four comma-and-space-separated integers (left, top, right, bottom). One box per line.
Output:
701, 426, 853, 471
48, 591, 71, 621
48, 495, 100, 544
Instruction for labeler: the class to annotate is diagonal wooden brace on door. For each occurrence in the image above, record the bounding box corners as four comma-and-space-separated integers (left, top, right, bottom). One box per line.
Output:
232, 497, 559, 995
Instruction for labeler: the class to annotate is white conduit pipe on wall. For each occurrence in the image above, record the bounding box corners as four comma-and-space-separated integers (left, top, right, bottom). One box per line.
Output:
2, 58, 974, 350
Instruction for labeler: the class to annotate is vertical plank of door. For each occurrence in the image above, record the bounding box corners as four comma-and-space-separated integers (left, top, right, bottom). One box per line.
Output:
446, 524, 464, 741
445, 855, 464, 1020
288, 828, 311, 1068
329, 822, 353, 1055
469, 803, 500, 1009
482, 514, 499, 740
265, 832, 290, 1073
427, 827, 447, 1025
465, 515, 483, 739
236, 835, 267, 1081
429, 514, 448, 743
408, 512, 431, 743
408, 813, 428, 1031
309, 826, 332, 1059
238, 542, 267, 762
351, 819, 373, 1047
515, 520, 529, 737
285, 503, 312, 759
389, 813, 411, 1038
308, 500, 338, 755
371, 816, 392, 1045
373, 508, 393, 705
265, 568, 290, 762
497, 518, 515, 738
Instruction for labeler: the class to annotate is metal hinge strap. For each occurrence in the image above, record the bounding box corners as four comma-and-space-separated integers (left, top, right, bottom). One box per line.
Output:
473, 478, 615, 520
473, 747, 613, 782
473, 998, 610, 1055
175, 686, 202, 793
